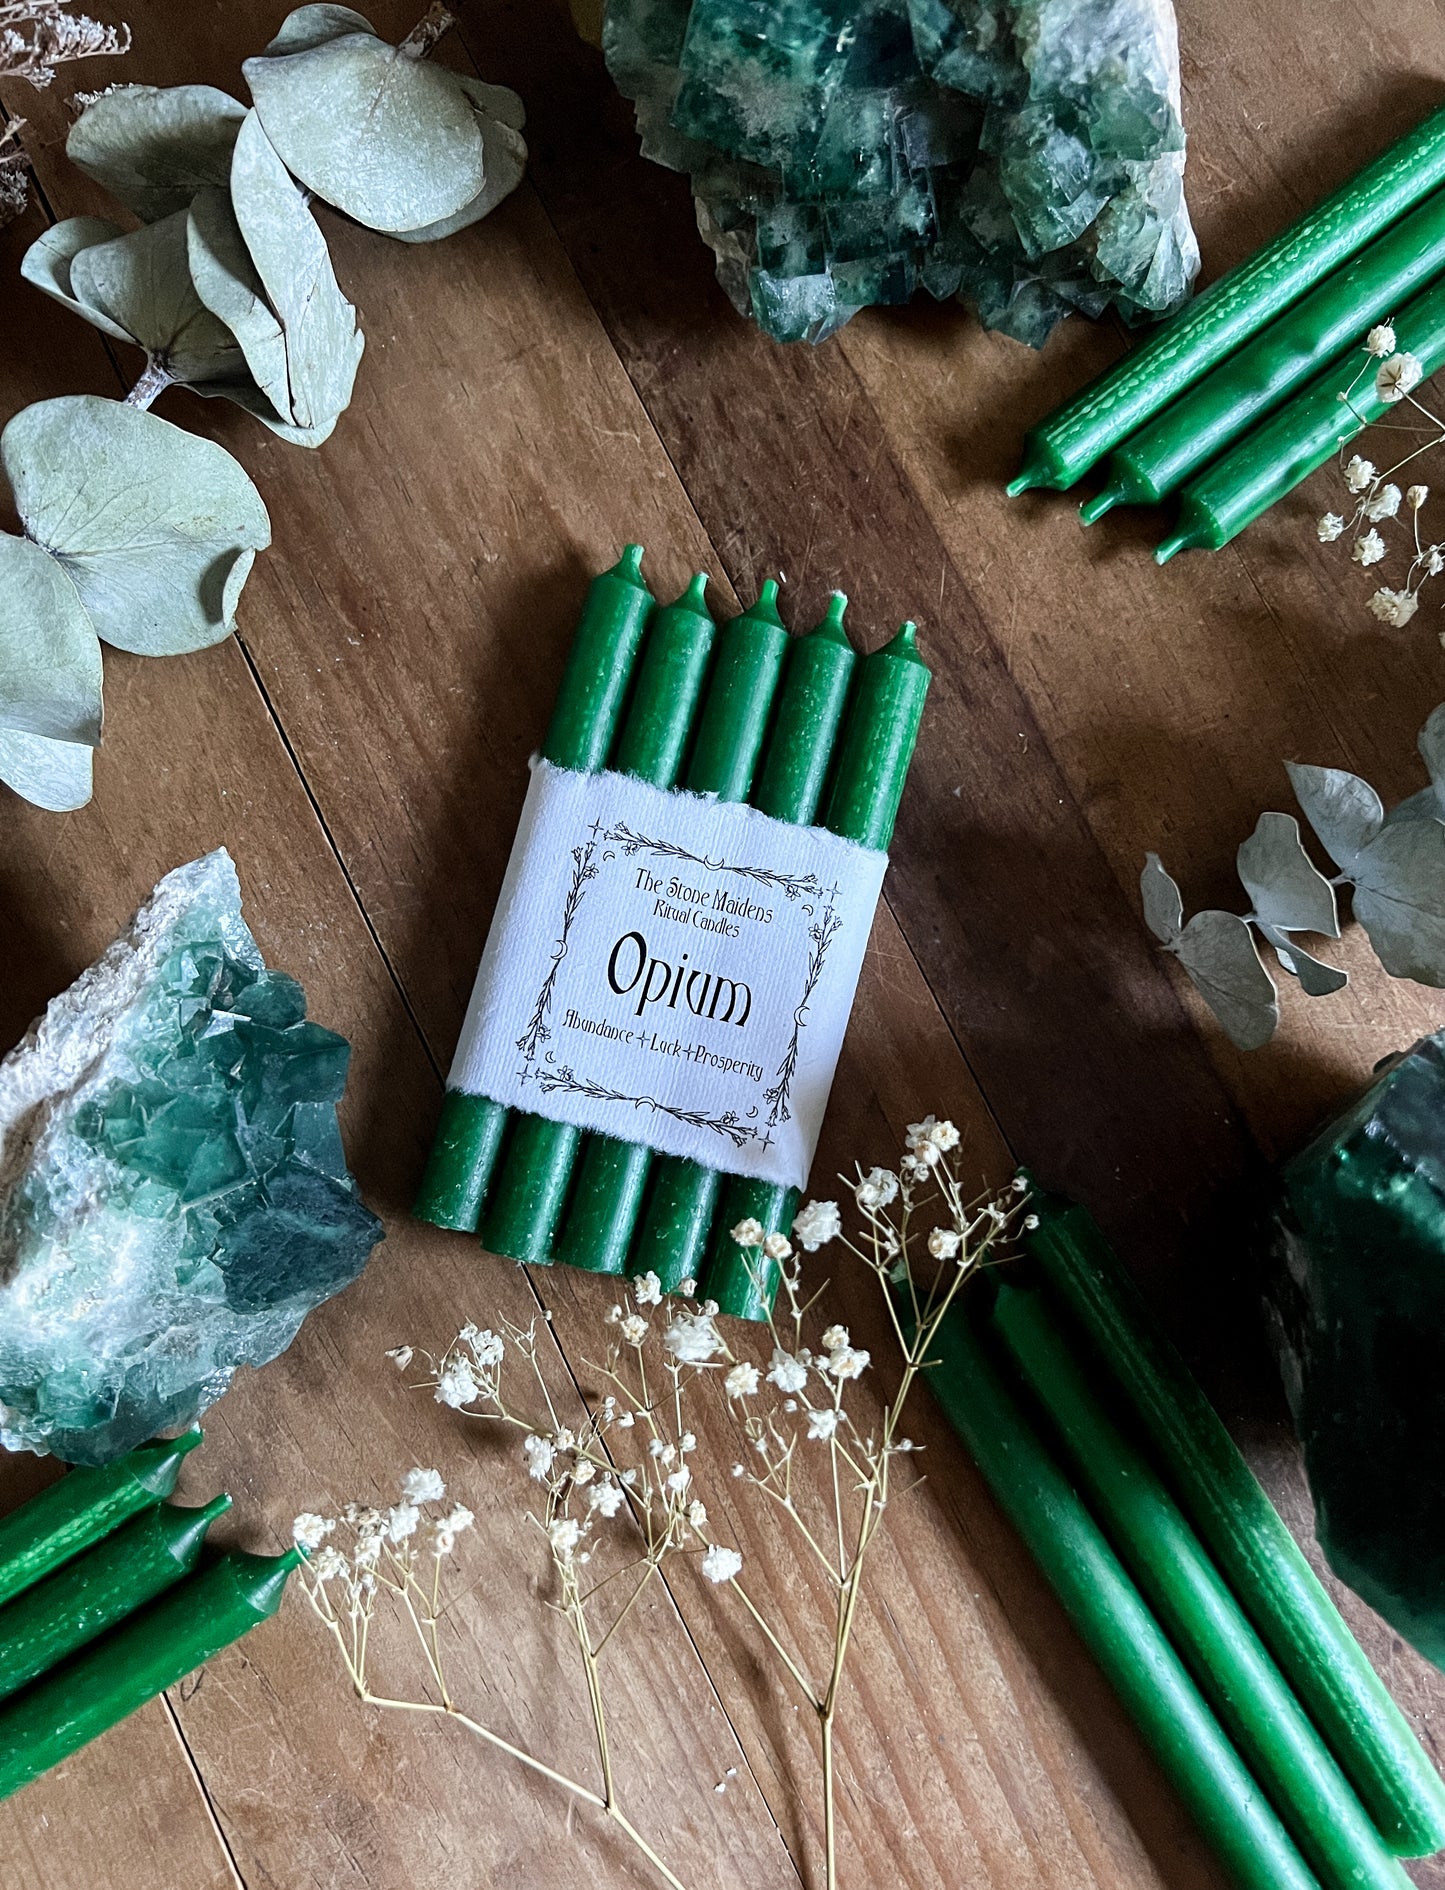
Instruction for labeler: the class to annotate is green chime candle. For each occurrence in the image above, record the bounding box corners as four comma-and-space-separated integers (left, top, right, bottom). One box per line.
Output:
921, 1301, 1322, 1890
627, 581, 791, 1293
0, 1546, 299, 1802
1023, 1187, 1445, 1857
0, 1496, 231, 1705
701, 593, 860, 1320
453, 545, 655, 1260
554, 573, 719, 1276
1083, 187, 1445, 524
1009, 102, 1445, 497
1156, 274, 1445, 562
0, 1428, 202, 1610
990, 1283, 1411, 1890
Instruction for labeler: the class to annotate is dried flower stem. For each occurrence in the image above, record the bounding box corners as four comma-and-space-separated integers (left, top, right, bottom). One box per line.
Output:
0, 2, 129, 85
398, 3, 453, 60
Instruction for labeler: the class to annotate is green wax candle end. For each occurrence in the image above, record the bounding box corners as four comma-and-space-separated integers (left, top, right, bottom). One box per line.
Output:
812, 591, 851, 644
1080, 485, 1123, 525
199, 1492, 233, 1524
614, 543, 646, 584
884, 620, 926, 663
748, 579, 785, 627
676, 570, 711, 616
276, 1545, 305, 1575
1155, 530, 1190, 564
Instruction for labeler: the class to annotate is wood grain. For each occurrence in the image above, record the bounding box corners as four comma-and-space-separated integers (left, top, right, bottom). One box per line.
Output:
1, 1, 1444, 1887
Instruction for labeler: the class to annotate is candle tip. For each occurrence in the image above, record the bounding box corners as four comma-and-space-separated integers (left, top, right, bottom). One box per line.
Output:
200, 1491, 234, 1522
615, 543, 646, 584
810, 591, 850, 643
747, 579, 786, 627
1154, 530, 1190, 565
678, 570, 711, 616
1005, 471, 1037, 498
1079, 487, 1121, 526
880, 620, 925, 662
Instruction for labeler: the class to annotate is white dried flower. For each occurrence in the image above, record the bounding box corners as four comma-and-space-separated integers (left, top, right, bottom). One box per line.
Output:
548, 1518, 582, 1560
465, 1327, 504, 1367
1023, 1213, 1040, 1231
345, 1503, 382, 1532
433, 1527, 457, 1556
680, 1431, 697, 1453
354, 1533, 383, 1569
588, 1480, 625, 1518
649, 1437, 672, 1461
292, 1513, 333, 1552
311, 1546, 349, 1582
767, 1347, 809, 1393
1354, 529, 1387, 567
1366, 323, 1398, 358
385, 1345, 414, 1370
400, 1467, 445, 1505
1345, 455, 1376, 493
792, 1199, 841, 1250
928, 1227, 962, 1259
687, 1499, 708, 1529
762, 1231, 791, 1261
572, 1458, 596, 1485
616, 1409, 635, 1428
821, 1324, 849, 1352
701, 1543, 742, 1584
435, 1359, 479, 1408
1376, 352, 1423, 403
807, 1407, 842, 1441
678, 1277, 697, 1297
619, 1313, 648, 1346
1368, 587, 1420, 628
825, 1345, 870, 1382
730, 1217, 765, 1247
731, 1462, 746, 1478
443, 1505, 474, 1535
663, 1311, 723, 1364
385, 1504, 420, 1543
1316, 512, 1345, 542
665, 1466, 692, 1496
632, 1270, 663, 1306
855, 1166, 899, 1210
523, 1433, 557, 1482
1428, 547, 1445, 576
1409, 484, 1430, 512
1364, 482, 1402, 522
725, 1361, 760, 1400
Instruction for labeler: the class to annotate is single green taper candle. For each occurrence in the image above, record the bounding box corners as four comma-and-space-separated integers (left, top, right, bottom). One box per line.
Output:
0, 1428, 202, 1610
465, 546, 657, 1261
555, 572, 719, 1275
706, 619, 931, 1317
1156, 274, 1445, 561
1009, 102, 1445, 496
0, 1495, 231, 1705
921, 1301, 1324, 1890
1083, 187, 1445, 524
991, 1283, 1412, 1890
1023, 1186, 1445, 1856
0, 1546, 299, 1802
627, 581, 791, 1293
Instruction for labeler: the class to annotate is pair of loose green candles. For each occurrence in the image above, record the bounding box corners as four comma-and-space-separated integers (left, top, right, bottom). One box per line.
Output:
0, 1430, 297, 1799
925, 1189, 1445, 1890
1009, 102, 1445, 555
416, 545, 930, 1317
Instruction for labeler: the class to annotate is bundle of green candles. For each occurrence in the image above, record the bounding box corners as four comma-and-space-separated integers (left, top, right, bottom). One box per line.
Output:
1008, 103, 1445, 558
923, 1188, 1445, 1890
0, 1428, 298, 1800
416, 545, 930, 1319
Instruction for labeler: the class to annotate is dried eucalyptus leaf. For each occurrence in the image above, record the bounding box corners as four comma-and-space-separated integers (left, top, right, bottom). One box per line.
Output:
1417, 702, 1445, 807
0, 728, 93, 812
0, 532, 102, 745
69, 212, 244, 386
1140, 851, 1183, 943
230, 111, 363, 437
1384, 786, 1443, 830
1286, 761, 1384, 870
1347, 821, 1445, 987
67, 84, 246, 222
1256, 922, 1349, 997
1171, 910, 1279, 1050
188, 187, 293, 422
1236, 811, 1339, 937
264, 5, 377, 54
2, 396, 271, 659
190, 376, 339, 449
243, 32, 486, 232
391, 111, 526, 244
457, 74, 526, 134
21, 217, 131, 342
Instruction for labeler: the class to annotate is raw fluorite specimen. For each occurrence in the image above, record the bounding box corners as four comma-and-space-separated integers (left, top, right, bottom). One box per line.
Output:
0, 850, 382, 1466
603, 0, 1198, 345
1269, 1030, 1445, 1669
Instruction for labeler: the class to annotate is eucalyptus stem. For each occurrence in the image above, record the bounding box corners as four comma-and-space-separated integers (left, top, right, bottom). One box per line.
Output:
399, 2, 453, 58
125, 358, 173, 409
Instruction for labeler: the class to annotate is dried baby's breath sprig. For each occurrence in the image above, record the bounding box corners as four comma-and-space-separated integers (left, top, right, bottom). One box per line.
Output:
295, 1118, 1025, 1890
1317, 331, 1445, 635
0, 1, 128, 86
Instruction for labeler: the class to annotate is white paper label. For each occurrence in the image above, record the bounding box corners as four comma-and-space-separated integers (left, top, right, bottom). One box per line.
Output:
449, 760, 888, 1190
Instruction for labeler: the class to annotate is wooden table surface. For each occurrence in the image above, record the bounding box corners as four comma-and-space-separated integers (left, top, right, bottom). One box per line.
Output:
3, 3, 1445, 1887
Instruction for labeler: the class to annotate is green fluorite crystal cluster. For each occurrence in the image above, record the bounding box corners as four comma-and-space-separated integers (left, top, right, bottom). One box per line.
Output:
603, 0, 1199, 345
0, 851, 382, 1466
1270, 1031, 1445, 1670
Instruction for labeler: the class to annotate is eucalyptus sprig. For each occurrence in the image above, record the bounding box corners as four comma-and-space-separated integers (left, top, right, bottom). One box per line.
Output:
2, 4, 526, 811
1143, 704, 1445, 1048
